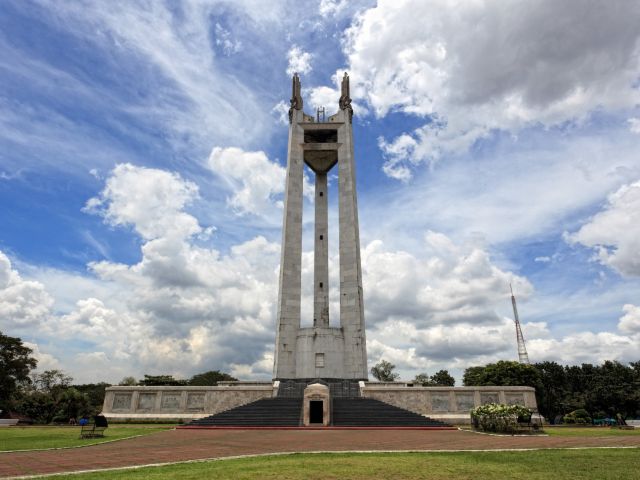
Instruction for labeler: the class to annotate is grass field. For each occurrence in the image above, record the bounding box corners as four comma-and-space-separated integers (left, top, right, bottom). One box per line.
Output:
0, 425, 173, 451
545, 426, 640, 437
41, 449, 640, 480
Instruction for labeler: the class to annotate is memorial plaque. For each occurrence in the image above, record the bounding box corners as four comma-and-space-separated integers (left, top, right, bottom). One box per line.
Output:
137, 393, 157, 410
431, 393, 450, 412
161, 392, 182, 409
187, 393, 205, 411
455, 393, 475, 411
481, 392, 500, 405
505, 393, 525, 406
112, 393, 132, 410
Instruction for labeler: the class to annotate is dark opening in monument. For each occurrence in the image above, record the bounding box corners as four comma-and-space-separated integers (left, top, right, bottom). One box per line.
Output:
319, 235, 323, 240
319, 191, 323, 196
319, 282, 323, 288
310, 400, 323, 423
304, 129, 338, 143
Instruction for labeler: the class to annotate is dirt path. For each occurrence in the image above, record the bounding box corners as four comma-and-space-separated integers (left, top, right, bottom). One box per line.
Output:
2, 428, 639, 478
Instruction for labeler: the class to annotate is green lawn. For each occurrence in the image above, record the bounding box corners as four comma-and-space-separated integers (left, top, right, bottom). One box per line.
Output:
42, 449, 640, 480
545, 426, 640, 437
0, 425, 172, 451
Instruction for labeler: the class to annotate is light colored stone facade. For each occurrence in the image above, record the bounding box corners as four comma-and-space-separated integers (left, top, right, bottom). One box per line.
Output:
273, 74, 367, 380
302, 383, 330, 426
101, 383, 275, 421
361, 382, 539, 424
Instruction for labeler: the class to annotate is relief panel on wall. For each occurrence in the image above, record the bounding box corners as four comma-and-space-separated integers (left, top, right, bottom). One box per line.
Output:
186, 393, 205, 411
480, 392, 499, 405
161, 392, 182, 410
137, 393, 157, 411
431, 393, 450, 412
455, 393, 475, 411
505, 393, 525, 406
112, 393, 132, 410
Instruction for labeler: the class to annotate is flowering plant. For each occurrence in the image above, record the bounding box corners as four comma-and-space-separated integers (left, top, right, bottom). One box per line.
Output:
470, 403, 532, 433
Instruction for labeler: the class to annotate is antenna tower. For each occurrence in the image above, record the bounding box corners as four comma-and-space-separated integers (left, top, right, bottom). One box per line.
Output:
510, 284, 530, 364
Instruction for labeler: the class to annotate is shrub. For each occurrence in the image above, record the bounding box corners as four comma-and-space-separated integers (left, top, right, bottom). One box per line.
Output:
470, 403, 532, 433
563, 408, 592, 424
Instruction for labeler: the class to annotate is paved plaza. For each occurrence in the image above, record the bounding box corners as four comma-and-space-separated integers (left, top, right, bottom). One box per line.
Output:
2, 428, 639, 478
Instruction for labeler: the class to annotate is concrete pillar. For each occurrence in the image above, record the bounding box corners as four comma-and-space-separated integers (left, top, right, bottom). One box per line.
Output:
314, 172, 329, 327
337, 110, 368, 379
273, 108, 304, 379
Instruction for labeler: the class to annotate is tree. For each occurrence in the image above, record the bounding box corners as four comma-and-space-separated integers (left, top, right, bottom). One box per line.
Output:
463, 361, 541, 388
17, 370, 81, 423
370, 360, 399, 382
532, 361, 567, 423
413, 370, 455, 386
139, 375, 187, 386
0, 332, 37, 411
430, 369, 455, 386
412, 373, 430, 385
189, 370, 237, 386
118, 376, 137, 386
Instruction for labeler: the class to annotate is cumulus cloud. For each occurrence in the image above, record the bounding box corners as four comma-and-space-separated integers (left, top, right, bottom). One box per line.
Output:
84, 164, 201, 241
567, 180, 640, 276
618, 304, 640, 333
336, 0, 640, 178
208, 147, 287, 216
286, 45, 313, 76
208, 147, 314, 218
0, 251, 53, 329
628, 118, 640, 134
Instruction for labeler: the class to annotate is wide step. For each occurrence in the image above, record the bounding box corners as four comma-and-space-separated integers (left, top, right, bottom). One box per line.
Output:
332, 398, 450, 427
186, 398, 302, 427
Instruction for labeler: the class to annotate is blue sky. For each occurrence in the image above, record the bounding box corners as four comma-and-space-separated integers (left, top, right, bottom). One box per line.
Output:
1, 0, 639, 384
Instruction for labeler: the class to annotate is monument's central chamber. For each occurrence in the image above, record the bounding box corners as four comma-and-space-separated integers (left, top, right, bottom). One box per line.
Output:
273, 73, 368, 380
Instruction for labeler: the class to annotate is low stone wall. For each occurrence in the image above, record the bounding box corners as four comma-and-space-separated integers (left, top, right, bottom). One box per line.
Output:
101, 383, 276, 421
361, 383, 538, 424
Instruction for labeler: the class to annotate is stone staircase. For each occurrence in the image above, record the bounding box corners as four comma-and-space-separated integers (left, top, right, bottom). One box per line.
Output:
332, 398, 450, 427
186, 397, 302, 427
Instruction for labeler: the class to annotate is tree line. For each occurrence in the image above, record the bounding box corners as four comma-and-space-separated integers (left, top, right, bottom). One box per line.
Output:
371, 358, 640, 422
0, 331, 236, 423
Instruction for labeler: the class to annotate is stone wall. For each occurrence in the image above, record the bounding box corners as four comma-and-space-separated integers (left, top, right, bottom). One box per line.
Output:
101, 383, 276, 421
361, 383, 538, 424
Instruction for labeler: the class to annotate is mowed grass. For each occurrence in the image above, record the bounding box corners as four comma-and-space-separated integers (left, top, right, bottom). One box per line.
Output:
545, 426, 640, 437
44, 449, 639, 480
0, 425, 173, 451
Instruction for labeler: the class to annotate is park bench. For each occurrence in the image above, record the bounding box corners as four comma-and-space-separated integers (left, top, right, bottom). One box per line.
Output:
80, 415, 109, 438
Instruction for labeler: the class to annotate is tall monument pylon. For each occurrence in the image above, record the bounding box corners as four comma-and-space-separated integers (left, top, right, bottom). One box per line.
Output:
510, 284, 530, 364
273, 73, 367, 380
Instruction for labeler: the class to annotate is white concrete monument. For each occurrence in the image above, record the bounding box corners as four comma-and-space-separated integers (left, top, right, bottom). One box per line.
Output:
273, 73, 368, 380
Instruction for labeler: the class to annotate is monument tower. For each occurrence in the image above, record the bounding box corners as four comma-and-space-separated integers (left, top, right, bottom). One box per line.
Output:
273, 73, 368, 380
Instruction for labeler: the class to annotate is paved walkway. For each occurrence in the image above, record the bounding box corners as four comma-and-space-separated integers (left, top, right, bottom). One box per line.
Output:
2, 428, 639, 478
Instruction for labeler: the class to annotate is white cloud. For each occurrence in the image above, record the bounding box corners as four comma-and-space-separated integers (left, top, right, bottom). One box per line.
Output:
23, 342, 61, 372
208, 147, 286, 217
208, 147, 314, 218
319, 0, 348, 18
29, 1, 271, 153
567, 180, 640, 276
534, 256, 551, 263
618, 304, 640, 333
0, 251, 53, 329
84, 163, 201, 241
286, 45, 313, 76
628, 117, 640, 134
215, 23, 243, 56
337, 0, 640, 177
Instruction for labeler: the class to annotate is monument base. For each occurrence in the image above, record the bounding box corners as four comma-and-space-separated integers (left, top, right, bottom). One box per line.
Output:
101, 380, 540, 425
